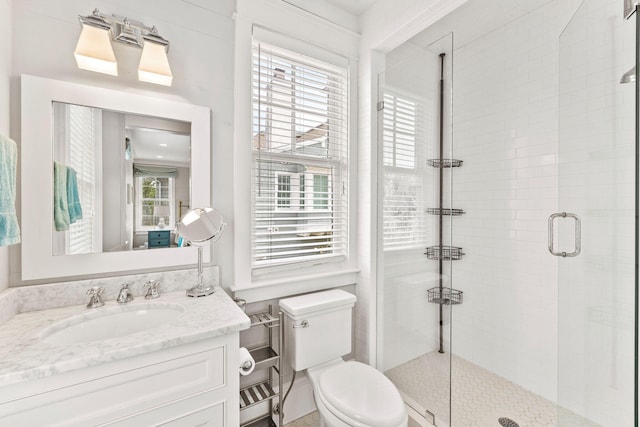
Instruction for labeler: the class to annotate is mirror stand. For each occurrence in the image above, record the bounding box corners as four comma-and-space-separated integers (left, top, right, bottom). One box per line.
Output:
186, 245, 215, 297
177, 207, 226, 298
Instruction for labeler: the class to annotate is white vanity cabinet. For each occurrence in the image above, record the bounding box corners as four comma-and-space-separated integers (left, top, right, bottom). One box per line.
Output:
0, 334, 240, 426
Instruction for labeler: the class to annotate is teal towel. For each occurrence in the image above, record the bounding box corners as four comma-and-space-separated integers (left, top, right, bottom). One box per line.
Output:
54, 162, 70, 231
66, 167, 82, 224
0, 134, 21, 246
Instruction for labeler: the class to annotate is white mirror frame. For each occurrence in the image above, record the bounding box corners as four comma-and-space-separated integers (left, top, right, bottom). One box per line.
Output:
20, 74, 211, 280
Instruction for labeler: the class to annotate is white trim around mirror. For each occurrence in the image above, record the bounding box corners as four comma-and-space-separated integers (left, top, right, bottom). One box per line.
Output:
20, 74, 211, 280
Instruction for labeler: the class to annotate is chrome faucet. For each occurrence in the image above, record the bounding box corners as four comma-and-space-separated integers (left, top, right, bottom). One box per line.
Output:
144, 280, 161, 299
86, 286, 105, 309
116, 283, 134, 304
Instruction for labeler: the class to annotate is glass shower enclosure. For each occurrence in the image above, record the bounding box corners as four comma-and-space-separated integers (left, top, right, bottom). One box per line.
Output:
377, 33, 455, 426
557, 0, 636, 425
377, 0, 638, 425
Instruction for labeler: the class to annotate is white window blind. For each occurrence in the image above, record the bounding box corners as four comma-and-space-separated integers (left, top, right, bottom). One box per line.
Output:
68, 105, 98, 255
382, 92, 428, 250
252, 40, 348, 270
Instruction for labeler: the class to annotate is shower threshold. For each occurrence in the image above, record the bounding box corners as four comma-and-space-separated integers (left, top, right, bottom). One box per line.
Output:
385, 352, 599, 427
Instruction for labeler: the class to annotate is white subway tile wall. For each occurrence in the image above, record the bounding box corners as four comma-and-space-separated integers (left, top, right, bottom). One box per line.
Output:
452, 1, 564, 403
451, 1, 635, 425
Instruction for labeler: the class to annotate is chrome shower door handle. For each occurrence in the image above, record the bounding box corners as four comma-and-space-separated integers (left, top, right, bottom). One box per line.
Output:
548, 212, 581, 257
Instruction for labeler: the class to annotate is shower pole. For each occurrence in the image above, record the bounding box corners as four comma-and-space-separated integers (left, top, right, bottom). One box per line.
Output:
438, 53, 445, 354
634, 4, 639, 425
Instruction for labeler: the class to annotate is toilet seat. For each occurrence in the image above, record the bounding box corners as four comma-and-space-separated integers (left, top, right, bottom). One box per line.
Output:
316, 361, 407, 427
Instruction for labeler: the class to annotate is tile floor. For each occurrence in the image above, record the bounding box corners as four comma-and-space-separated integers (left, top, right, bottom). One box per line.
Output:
284, 411, 320, 427
385, 351, 598, 427
283, 352, 598, 426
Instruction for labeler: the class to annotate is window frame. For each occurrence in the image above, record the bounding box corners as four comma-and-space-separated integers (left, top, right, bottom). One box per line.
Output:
251, 39, 349, 273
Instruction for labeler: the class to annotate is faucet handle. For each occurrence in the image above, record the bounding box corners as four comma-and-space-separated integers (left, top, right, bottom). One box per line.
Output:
86, 286, 105, 309
144, 280, 161, 299
86, 286, 104, 296
117, 283, 134, 304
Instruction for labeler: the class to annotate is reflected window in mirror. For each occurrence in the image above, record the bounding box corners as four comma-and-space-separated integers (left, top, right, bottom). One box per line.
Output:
135, 174, 175, 231
53, 103, 102, 256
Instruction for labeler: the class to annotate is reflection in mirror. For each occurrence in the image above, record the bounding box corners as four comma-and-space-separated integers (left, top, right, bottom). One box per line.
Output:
176, 208, 226, 297
51, 102, 191, 256
21, 74, 211, 280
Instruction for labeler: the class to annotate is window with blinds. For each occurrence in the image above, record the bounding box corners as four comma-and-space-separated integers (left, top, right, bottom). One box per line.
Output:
252, 40, 348, 270
382, 92, 428, 250
68, 105, 99, 255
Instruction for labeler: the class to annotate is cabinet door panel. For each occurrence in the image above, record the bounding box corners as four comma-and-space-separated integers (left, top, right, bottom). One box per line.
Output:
103, 393, 225, 427
1, 344, 225, 426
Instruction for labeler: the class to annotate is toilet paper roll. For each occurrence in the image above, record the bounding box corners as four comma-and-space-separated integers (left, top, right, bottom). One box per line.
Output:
239, 347, 255, 376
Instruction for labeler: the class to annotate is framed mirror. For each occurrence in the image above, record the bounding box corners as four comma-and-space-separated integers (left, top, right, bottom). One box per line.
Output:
21, 75, 211, 280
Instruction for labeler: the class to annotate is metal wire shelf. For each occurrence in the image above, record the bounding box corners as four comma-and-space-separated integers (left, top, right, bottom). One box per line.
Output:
427, 158, 463, 168
248, 311, 279, 328
426, 208, 465, 216
428, 287, 463, 305
240, 381, 276, 410
425, 245, 465, 260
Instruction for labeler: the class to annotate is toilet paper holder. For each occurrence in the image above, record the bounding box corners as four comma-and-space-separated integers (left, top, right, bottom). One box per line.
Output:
239, 347, 256, 376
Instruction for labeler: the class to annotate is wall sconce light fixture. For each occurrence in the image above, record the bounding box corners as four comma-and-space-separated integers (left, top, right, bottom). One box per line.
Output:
74, 9, 173, 86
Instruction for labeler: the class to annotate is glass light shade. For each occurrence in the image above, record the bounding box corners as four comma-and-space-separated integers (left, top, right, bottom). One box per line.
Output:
74, 24, 118, 76
138, 40, 173, 86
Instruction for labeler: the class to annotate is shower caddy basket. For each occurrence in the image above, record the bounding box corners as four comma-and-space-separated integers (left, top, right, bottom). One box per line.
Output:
427, 287, 463, 305
426, 155, 464, 305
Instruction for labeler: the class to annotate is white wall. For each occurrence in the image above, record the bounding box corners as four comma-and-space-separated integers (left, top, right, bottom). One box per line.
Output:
102, 111, 126, 252
0, 0, 11, 292
450, 0, 568, 401
9, 0, 236, 288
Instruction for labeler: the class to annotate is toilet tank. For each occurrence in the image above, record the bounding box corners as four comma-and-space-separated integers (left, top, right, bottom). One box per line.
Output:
280, 289, 357, 371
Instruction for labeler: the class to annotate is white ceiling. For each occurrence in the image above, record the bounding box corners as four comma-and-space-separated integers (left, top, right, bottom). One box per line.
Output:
280, 0, 376, 32
409, 0, 554, 49
323, 0, 378, 15
128, 127, 191, 167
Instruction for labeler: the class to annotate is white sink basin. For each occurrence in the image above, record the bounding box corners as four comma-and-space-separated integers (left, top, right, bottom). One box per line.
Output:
41, 303, 185, 345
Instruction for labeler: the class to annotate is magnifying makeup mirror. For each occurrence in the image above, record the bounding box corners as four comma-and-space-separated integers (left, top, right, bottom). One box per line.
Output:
176, 207, 226, 297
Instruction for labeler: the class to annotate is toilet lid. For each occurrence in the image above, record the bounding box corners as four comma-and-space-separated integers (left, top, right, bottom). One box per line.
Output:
318, 361, 406, 427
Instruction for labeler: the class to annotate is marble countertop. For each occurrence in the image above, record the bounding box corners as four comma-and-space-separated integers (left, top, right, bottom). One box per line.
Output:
0, 288, 250, 388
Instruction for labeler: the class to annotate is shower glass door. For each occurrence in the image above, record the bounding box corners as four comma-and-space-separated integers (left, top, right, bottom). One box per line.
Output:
377, 33, 454, 426
558, 0, 636, 425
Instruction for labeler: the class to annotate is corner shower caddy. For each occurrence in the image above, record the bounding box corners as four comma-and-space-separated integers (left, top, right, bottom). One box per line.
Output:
425, 155, 464, 306
427, 53, 464, 353
239, 305, 284, 427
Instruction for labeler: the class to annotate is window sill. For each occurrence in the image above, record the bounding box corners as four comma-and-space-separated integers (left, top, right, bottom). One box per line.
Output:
231, 268, 359, 303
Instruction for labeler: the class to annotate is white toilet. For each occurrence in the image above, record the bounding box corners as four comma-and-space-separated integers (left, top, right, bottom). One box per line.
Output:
280, 289, 408, 427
